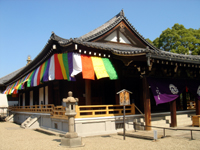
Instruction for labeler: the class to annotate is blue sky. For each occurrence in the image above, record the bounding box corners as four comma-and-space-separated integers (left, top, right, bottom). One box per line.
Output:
0, 0, 199, 78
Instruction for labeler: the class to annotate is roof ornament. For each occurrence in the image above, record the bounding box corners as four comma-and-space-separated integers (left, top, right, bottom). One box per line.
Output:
120, 9, 124, 17
26, 55, 32, 65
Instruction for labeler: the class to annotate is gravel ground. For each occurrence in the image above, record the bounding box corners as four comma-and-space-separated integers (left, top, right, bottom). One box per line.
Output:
1, 122, 200, 150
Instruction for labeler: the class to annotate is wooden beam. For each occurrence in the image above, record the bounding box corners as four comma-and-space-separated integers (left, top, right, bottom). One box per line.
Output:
148, 62, 153, 71
143, 76, 151, 130
174, 64, 178, 73
85, 79, 91, 105
170, 100, 177, 127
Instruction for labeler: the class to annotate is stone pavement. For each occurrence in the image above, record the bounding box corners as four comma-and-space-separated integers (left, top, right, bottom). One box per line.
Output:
1, 122, 200, 150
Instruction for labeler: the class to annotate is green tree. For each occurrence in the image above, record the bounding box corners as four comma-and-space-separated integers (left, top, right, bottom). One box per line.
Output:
146, 38, 154, 46
153, 23, 200, 55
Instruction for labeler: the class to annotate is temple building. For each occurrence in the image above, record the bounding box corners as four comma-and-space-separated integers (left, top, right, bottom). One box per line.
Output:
2, 10, 200, 136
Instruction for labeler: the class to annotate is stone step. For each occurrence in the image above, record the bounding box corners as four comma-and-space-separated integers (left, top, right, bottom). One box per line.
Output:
165, 114, 190, 119
21, 115, 41, 129
35, 127, 66, 136
5, 113, 15, 122
177, 118, 192, 121
151, 121, 168, 126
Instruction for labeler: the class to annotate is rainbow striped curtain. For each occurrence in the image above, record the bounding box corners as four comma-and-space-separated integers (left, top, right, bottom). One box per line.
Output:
3, 52, 118, 95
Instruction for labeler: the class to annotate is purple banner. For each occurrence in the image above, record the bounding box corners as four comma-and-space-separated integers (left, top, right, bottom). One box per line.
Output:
147, 77, 186, 105
68, 52, 76, 81
43, 58, 51, 82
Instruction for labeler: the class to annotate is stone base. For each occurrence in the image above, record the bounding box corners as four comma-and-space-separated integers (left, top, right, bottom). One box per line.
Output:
64, 132, 78, 138
61, 136, 84, 148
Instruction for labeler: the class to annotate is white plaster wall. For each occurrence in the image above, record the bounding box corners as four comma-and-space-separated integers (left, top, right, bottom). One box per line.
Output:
14, 113, 30, 124
62, 122, 68, 132
105, 31, 117, 42
119, 32, 131, 44
42, 116, 51, 128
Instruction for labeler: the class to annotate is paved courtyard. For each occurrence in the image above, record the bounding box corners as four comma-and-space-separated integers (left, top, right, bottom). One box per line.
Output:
1, 122, 200, 150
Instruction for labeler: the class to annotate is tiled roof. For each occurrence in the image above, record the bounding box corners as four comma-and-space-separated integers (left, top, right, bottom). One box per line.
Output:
50, 32, 200, 63
72, 41, 148, 54
77, 9, 158, 51
0, 67, 24, 86
57, 38, 200, 62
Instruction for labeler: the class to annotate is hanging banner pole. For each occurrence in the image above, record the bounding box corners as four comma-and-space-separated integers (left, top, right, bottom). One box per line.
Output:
123, 103, 126, 140
117, 89, 132, 140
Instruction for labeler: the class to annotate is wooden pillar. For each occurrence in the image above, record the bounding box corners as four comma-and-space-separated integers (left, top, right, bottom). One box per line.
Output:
143, 76, 151, 130
195, 98, 200, 115
85, 79, 91, 105
170, 100, 177, 127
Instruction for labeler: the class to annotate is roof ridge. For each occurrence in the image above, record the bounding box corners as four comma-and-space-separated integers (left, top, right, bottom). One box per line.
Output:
78, 11, 123, 42
121, 16, 159, 51
77, 10, 159, 52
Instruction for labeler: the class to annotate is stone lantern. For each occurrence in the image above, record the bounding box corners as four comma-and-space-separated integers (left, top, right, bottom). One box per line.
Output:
61, 91, 84, 147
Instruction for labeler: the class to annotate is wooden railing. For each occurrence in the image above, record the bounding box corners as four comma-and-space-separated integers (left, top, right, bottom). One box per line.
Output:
10, 104, 135, 119
51, 106, 68, 120
75, 103, 135, 118
10, 104, 54, 114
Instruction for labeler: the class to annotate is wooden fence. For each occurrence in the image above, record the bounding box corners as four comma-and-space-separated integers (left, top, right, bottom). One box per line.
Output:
75, 104, 135, 118
51, 106, 68, 120
10, 104, 54, 114
9, 104, 135, 119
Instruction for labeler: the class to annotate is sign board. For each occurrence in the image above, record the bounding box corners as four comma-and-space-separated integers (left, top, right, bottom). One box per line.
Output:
117, 89, 132, 105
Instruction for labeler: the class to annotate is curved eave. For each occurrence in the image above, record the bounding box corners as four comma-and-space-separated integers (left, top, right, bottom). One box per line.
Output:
146, 50, 200, 64
72, 41, 200, 65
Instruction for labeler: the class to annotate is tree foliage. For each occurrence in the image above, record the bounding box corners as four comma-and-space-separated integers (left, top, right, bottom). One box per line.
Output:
153, 23, 200, 55
146, 38, 154, 45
